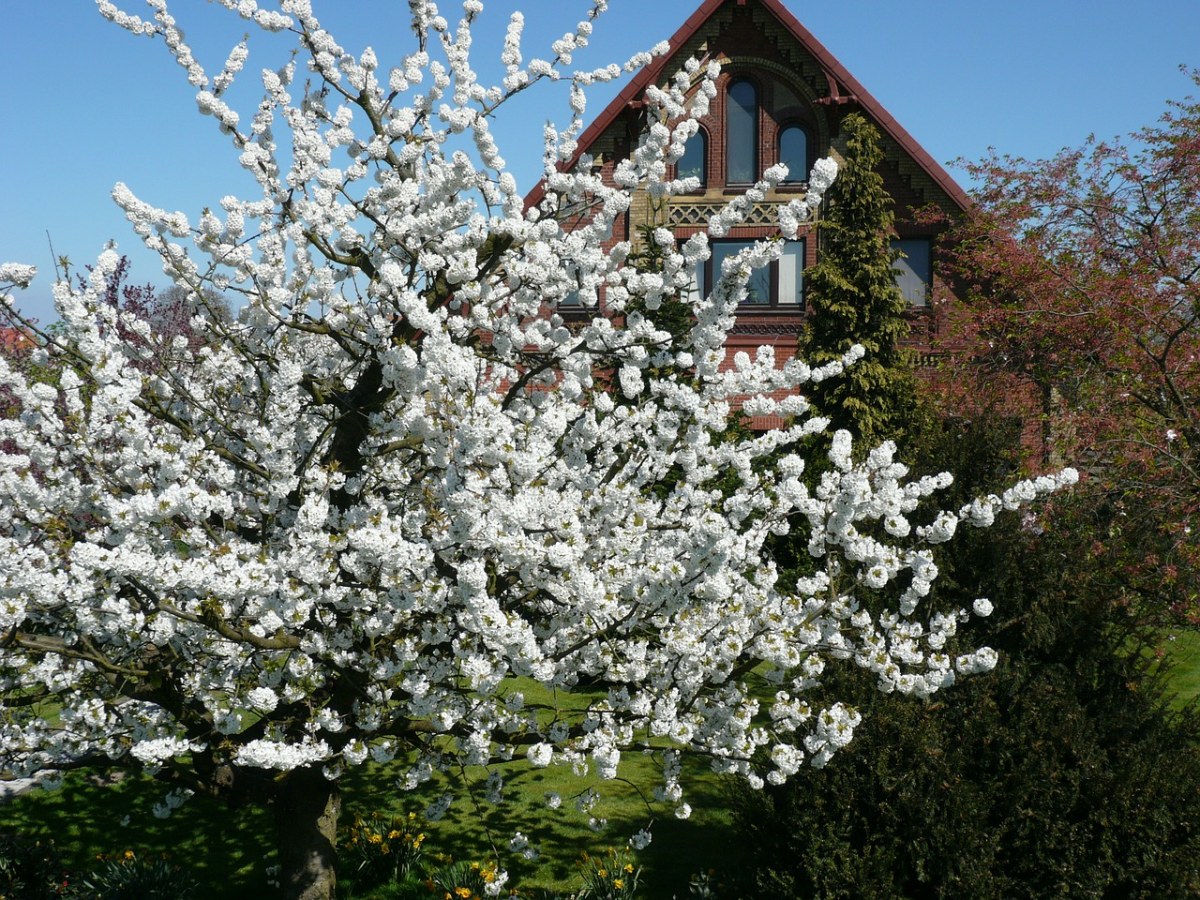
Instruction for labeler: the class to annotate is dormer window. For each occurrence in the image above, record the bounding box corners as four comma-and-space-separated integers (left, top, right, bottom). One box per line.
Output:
726, 79, 758, 184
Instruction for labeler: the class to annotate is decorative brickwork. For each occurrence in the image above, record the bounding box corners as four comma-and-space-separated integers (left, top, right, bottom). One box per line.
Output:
666, 199, 788, 228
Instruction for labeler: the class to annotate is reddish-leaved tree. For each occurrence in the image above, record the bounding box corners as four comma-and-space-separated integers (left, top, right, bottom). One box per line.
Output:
935, 69, 1200, 617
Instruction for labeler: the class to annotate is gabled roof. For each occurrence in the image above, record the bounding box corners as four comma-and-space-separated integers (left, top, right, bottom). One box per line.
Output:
526, 0, 970, 211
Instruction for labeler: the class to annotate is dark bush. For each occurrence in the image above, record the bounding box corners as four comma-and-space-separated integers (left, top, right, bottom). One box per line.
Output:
75, 853, 197, 900
731, 418, 1200, 899
0, 831, 73, 899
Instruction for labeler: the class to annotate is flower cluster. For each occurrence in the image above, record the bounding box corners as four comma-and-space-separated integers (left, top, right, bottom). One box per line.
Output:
577, 847, 640, 900
428, 859, 509, 900
342, 810, 427, 888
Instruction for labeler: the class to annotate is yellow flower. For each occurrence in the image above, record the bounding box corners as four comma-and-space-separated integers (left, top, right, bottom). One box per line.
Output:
454, 888, 473, 898
624, 864, 634, 874
598, 868, 608, 879
367, 832, 383, 844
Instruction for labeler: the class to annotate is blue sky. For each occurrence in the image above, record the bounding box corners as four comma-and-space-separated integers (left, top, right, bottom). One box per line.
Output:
3, 0, 1199, 324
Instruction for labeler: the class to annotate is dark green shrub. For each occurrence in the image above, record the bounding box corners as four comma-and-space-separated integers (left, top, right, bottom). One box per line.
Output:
0, 831, 73, 899
75, 852, 197, 900
731, 418, 1200, 899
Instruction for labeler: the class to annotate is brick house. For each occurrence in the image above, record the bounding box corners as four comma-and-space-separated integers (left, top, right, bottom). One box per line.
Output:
527, 0, 971, 425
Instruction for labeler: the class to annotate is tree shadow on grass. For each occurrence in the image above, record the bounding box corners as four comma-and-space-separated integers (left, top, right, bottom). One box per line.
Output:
0, 771, 274, 899
0, 750, 743, 900
613, 759, 738, 898
339, 752, 740, 898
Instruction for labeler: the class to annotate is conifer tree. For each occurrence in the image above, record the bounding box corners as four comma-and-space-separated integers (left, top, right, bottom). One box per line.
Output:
799, 113, 916, 449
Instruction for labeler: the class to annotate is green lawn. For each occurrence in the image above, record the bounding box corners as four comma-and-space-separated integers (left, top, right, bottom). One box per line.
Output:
1159, 626, 1200, 708
8, 634, 1199, 898
0, 770, 274, 896
0, 751, 733, 898
0, 677, 738, 899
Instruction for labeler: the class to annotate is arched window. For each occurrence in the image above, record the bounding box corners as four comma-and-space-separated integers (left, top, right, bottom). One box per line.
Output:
726, 79, 757, 184
677, 127, 707, 188
779, 124, 809, 184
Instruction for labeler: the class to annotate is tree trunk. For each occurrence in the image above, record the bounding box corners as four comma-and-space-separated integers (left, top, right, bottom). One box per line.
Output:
274, 766, 341, 900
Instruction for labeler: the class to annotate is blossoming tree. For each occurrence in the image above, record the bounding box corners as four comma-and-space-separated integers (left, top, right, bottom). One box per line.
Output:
0, 2, 1074, 898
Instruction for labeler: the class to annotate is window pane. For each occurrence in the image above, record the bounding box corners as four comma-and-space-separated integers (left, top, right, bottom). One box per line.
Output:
779, 126, 808, 183
690, 260, 706, 303
678, 130, 706, 186
744, 263, 771, 304
891, 239, 931, 306
727, 80, 757, 184
712, 240, 769, 304
778, 239, 805, 304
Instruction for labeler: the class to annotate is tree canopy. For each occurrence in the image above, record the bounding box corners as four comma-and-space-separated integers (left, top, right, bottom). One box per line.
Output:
940, 71, 1200, 617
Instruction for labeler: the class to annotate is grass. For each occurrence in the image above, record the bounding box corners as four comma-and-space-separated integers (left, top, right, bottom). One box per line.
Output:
0, 678, 739, 898
8, 633, 1199, 898
0, 770, 273, 897
0, 754, 732, 898
337, 741, 733, 896
1157, 626, 1200, 708
329, 675, 740, 895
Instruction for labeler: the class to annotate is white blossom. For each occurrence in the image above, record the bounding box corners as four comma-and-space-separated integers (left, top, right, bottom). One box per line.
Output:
0, 263, 36, 288
526, 742, 554, 768
629, 828, 652, 849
